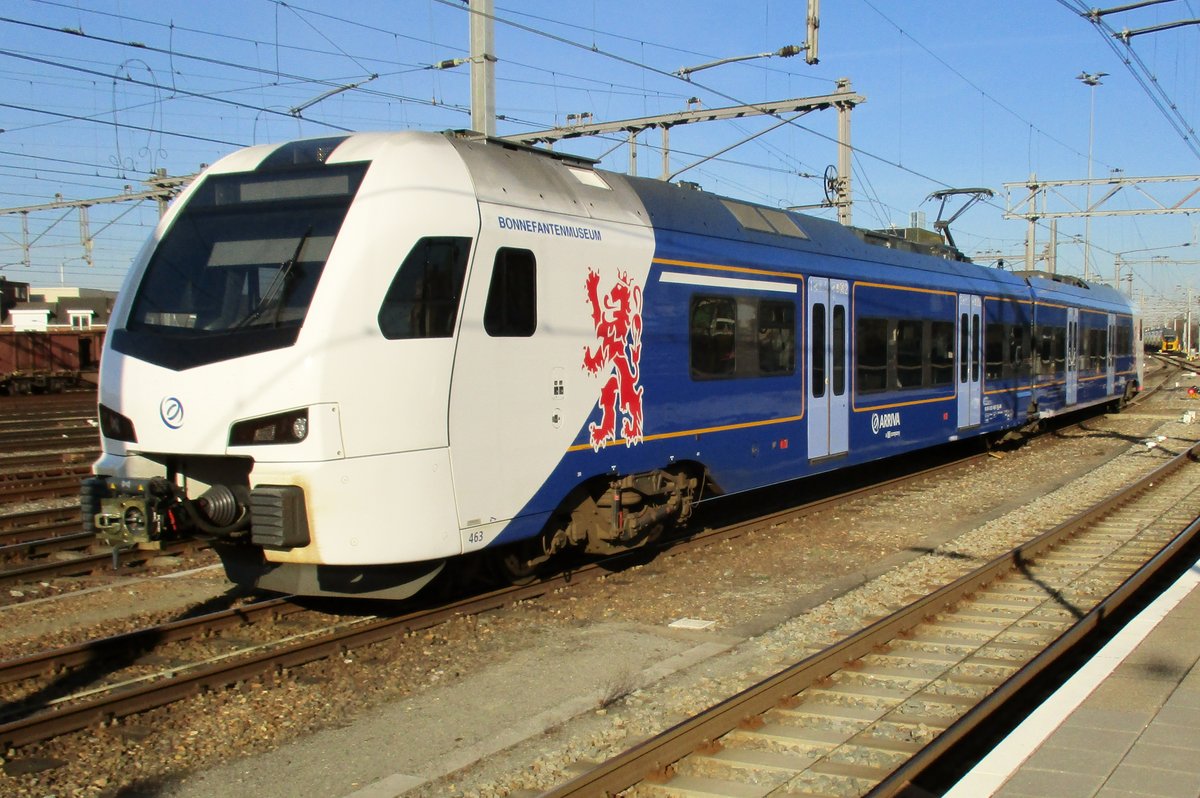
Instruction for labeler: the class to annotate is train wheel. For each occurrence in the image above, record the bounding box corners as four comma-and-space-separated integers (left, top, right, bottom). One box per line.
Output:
489, 539, 544, 586
1111, 383, 1135, 413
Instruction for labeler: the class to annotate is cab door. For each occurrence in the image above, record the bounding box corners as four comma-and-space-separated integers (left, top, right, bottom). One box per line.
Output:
448, 239, 547, 538
957, 294, 982, 429
807, 277, 849, 459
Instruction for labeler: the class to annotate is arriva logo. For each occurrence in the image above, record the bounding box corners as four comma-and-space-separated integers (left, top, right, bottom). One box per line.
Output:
871, 411, 901, 435
160, 396, 184, 430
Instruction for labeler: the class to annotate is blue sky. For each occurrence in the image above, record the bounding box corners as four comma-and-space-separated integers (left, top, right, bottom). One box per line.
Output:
1, 0, 1198, 322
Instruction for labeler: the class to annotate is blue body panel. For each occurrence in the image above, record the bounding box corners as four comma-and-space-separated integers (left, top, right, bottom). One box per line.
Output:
490, 176, 1138, 547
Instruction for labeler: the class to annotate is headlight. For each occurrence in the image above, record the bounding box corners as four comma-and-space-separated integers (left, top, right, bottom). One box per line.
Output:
98, 403, 138, 443
229, 408, 309, 446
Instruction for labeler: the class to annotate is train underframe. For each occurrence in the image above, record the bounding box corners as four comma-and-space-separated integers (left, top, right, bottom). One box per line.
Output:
83, 457, 705, 600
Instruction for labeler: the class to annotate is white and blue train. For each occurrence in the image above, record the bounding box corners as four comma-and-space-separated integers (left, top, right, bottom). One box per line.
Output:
84, 130, 1142, 599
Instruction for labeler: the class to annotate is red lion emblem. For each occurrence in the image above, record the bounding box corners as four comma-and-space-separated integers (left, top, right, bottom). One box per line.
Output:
583, 268, 644, 451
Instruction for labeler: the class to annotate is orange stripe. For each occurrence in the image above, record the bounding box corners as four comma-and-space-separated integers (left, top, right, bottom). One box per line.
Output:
852, 394, 954, 412
567, 413, 805, 453
854, 281, 956, 297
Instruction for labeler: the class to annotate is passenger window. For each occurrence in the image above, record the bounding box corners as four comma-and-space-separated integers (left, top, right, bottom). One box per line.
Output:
959, 313, 969, 382
985, 322, 1005, 381
378, 237, 470, 339
971, 315, 980, 381
1116, 324, 1131, 356
930, 321, 954, 387
856, 317, 888, 394
811, 303, 826, 398
1091, 328, 1107, 370
484, 248, 537, 337
691, 296, 737, 377
895, 319, 923, 389
758, 301, 795, 375
1019, 325, 1032, 379
832, 305, 846, 396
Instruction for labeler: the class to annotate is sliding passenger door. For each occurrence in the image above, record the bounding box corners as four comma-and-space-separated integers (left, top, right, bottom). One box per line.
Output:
807, 277, 849, 459
1066, 307, 1079, 405
1106, 313, 1116, 395
957, 294, 982, 429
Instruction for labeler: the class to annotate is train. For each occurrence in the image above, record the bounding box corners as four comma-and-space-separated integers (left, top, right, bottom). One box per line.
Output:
1160, 330, 1181, 354
82, 130, 1143, 599
0, 329, 103, 394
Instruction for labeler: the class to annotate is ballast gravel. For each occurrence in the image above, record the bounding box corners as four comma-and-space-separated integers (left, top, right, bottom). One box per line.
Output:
1, 377, 1198, 798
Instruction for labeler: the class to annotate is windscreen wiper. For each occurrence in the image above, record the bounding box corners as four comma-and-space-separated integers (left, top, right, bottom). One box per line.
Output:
232, 226, 312, 329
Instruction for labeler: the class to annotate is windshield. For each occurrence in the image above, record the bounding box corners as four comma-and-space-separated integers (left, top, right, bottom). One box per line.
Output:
128, 163, 367, 334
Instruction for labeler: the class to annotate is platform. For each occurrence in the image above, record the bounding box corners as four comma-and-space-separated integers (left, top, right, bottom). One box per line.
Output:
946, 551, 1200, 798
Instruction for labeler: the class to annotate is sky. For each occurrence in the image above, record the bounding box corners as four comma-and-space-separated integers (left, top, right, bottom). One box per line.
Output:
1, 0, 1199, 324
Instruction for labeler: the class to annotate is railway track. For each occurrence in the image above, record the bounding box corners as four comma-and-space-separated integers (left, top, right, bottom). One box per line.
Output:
0, 522, 81, 547
1150, 353, 1200, 381
1, 530, 94, 561
0, 538, 210, 594
0, 505, 78, 534
540, 441, 1200, 798
0, 451, 95, 471
0, 392, 99, 467
0, 473, 84, 503
0, 462, 91, 481
0, 441, 1010, 751
0, 371, 1184, 767
0, 408, 97, 435
0, 427, 98, 449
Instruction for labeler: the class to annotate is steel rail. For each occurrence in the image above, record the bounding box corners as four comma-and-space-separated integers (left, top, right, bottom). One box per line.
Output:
0, 530, 93, 561
0, 596, 301, 686
538, 441, 1200, 797
0, 431, 99, 451
0, 506, 79, 532
0, 475, 83, 503
0, 505, 78, 531
0, 400, 95, 411
0, 464, 92, 484
0, 538, 208, 590
0, 520, 80, 547
0, 453, 98, 472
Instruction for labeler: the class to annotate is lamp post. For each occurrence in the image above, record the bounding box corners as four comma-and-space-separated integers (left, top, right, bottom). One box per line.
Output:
1077, 71, 1107, 281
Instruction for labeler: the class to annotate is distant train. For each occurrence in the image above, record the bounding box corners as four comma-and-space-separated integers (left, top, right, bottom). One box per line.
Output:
0, 329, 102, 394
83, 131, 1142, 599
1160, 331, 1181, 353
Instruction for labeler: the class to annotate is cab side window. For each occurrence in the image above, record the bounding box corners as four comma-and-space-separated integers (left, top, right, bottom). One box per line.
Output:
484, 248, 537, 337
378, 237, 470, 339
